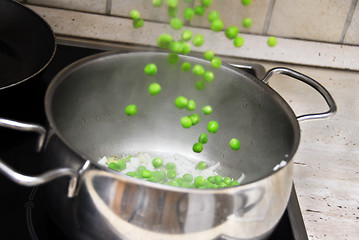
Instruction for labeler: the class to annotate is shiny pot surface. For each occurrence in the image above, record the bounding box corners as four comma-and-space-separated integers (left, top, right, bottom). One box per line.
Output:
0, 51, 336, 240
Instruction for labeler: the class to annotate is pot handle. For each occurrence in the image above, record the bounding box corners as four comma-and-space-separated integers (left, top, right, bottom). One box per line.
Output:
261, 67, 337, 122
0, 118, 77, 186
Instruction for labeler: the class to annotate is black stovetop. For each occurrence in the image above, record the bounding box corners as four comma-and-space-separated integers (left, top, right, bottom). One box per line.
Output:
0, 43, 308, 240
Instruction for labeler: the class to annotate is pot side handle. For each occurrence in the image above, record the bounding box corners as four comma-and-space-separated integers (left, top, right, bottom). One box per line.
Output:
0, 118, 76, 186
261, 67, 337, 122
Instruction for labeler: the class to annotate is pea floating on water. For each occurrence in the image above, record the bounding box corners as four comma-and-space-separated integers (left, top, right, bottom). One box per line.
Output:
125, 104, 137, 116
198, 133, 208, 144
193, 142, 203, 153
197, 161, 206, 170
184, 8, 195, 21
214, 175, 223, 184
153, 0, 163, 7
225, 26, 239, 40
170, 18, 183, 30
182, 173, 194, 183
267, 36, 277, 47
192, 34, 204, 47
157, 34, 173, 48
234, 36, 244, 47
181, 62, 192, 72
175, 96, 188, 108
211, 57, 222, 69
152, 157, 163, 168
181, 116, 193, 128
203, 71, 214, 82
207, 120, 219, 133
167, 170, 177, 179
181, 29, 193, 41
148, 83, 162, 96
194, 176, 205, 186
230, 138, 241, 150
242, 18, 252, 28
223, 177, 232, 185
144, 63, 158, 75
142, 169, 152, 178
165, 162, 176, 171
208, 10, 220, 22
204, 50, 215, 61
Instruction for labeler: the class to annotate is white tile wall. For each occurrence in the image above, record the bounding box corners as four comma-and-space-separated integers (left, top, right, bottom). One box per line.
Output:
267, 0, 352, 43
189, 0, 271, 34
344, 2, 359, 45
28, 0, 108, 14
111, 0, 190, 23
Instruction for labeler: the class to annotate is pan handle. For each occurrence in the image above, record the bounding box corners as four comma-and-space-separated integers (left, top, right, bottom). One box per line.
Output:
0, 118, 77, 187
261, 67, 337, 122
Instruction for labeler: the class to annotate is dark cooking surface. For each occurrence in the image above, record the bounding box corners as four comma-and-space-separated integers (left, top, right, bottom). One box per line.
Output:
0, 43, 307, 240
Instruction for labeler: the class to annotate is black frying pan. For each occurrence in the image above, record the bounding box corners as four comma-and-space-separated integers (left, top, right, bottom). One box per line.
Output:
0, 0, 56, 90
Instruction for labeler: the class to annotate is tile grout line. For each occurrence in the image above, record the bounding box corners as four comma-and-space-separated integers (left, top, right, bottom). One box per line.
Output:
262, 0, 276, 35
340, 0, 358, 43
105, 0, 112, 15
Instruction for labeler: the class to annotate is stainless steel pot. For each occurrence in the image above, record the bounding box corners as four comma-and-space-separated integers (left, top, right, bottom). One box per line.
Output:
0, 51, 336, 240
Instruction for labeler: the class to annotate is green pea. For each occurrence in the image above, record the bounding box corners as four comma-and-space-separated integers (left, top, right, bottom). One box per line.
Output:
267, 36, 277, 47
195, 81, 205, 90
208, 10, 220, 22
241, 0, 252, 6
170, 41, 183, 53
157, 34, 173, 48
202, 105, 213, 115
181, 42, 191, 55
170, 18, 183, 30
193, 64, 205, 76
192, 34, 204, 47
211, 19, 224, 32
167, 53, 179, 64
152, 157, 163, 168
132, 18, 144, 28
204, 50, 215, 61
138, 166, 147, 172
141, 169, 152, 178
194, 176, 205, 187
211, 57, 222, 69
153, 0, 163, 7
168, 7, 177, 17
117, 159, 127, 171
181, 29, 193, 41
242, 18, 252, 28
182, 173, 194, 183
189, 113, 200, 125
193, 142, 203, 153
168, 180, 180, 186
230, 138, 241, 150
167, 170, 177, 179
225, 26, 239, 39
206, 183, 218, 188
108, 162, 118, 171
207, 120, 219, 133
201, 0, 212, 7
130, 10, 141, 20
147, 175, 161, 182
218, 182, 227, 188
203, 71, 214, 82
214, 175, 223, 184
165, 162, 176, 171
181, 116, 192, 128
223, 177, 232, 185
126, 171, 136, 177
148, 83, 162, 96
198, 133, 208, 144
187, 99, 196, 111
194, 5, 205, 16
230, 180, 240, 186
181, 182, 191, 188
175, 96, 188, 108
234, 36, 244, 47
125, 104, 137, 116
144, 63, 158, 76
207, 176, 215, 183
197, 161, 206, 170
181, 62, 192, 72
166, 0, 178, 8
184, 8, 195, 21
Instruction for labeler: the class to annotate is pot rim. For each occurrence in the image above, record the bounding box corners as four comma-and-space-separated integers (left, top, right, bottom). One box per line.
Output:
45, 51, 301, 189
